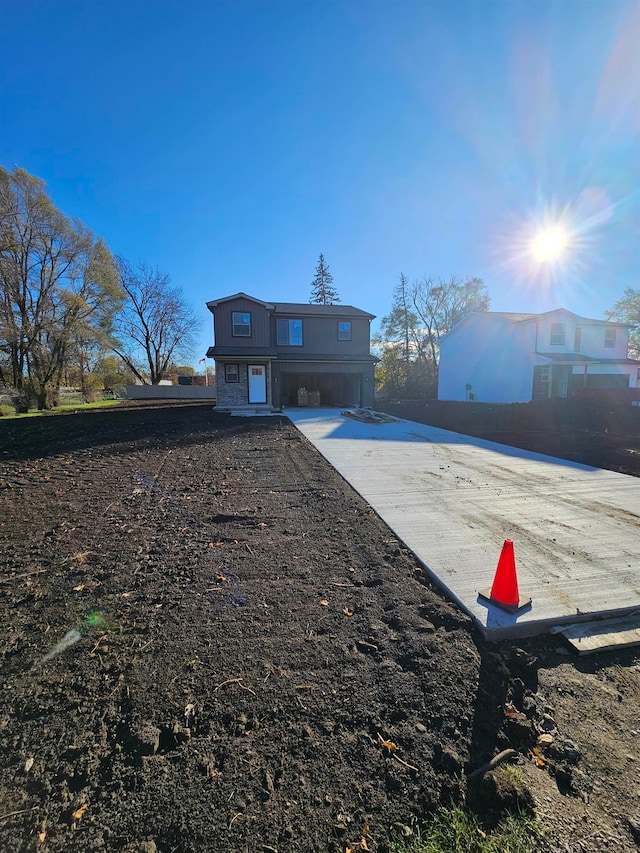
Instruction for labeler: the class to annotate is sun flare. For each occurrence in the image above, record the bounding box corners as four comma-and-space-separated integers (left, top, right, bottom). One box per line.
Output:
530, 224, 570, 263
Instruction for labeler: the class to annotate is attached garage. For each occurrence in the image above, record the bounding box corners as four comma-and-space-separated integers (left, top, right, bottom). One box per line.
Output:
280, 372, 361, 407
274, 359, 375, 409
585, 373, 630, 389
206, 293, 378, 411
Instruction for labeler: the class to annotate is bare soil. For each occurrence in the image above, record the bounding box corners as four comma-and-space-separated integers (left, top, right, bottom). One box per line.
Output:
376, 398, 640, 479
0, 403, 638, 853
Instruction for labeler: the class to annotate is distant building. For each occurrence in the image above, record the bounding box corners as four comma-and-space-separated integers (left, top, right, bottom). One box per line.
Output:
438, 309, 640, 403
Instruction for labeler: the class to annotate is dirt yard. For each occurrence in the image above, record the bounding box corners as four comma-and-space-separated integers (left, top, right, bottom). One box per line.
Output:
376, 398, 640, 479
0, 403, 638, 853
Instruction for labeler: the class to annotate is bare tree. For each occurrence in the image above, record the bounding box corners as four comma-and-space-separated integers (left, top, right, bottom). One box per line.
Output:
411, 275, 490, 366
0, 167, 121, 409
377, 273, 419, 360
113, 259, 199, 384
375, 273, 489, 399
605, 288, 640, 359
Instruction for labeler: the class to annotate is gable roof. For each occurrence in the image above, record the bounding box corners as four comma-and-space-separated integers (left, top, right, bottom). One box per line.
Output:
515, 308, 632, 327
490, 312, 538, 322
440, 307, 633, 345
206, 292, 275, 310
455, 309, 632, 328
206, 292, 375, 319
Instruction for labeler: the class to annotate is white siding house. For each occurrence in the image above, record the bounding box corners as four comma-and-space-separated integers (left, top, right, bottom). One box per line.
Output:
438, 309, 640, 403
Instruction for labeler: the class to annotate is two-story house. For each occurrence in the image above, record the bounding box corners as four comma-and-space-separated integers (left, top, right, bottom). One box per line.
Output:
206, 293, 377, 410
438, 308, 640, 403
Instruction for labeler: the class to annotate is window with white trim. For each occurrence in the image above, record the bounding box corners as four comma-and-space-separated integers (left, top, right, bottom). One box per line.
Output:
277, 318, 303, 346
540, 366, 551, 383
338, 321, 352, 341
225, 364, 239, 383
604, 329, 616, 348
550, 323, 565, 346
232, 312, 251, 337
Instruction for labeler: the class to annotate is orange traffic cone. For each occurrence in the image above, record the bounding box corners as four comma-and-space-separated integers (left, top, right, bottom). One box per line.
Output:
479, 540, 532, 613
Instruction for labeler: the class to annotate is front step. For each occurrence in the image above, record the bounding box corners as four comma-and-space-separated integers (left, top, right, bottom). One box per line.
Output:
214, 405, 280, 415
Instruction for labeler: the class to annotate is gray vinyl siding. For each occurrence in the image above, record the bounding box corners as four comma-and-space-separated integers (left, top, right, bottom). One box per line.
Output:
271, 314, 370, 356
213, 298, 271, 347
276, 361, 370, 374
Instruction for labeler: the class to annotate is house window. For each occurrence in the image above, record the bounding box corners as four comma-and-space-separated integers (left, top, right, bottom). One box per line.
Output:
604, 329, 616, 348
540, 366, 551, 383
277, 318, 303, 346
550, 323, 565, 346
232, 312, 251, 337
224, 363, 239, 383
574, 327, 581, 353
338, 321, 352, 341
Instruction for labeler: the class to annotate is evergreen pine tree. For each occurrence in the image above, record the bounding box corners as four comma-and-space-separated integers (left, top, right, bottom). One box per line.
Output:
309, 253, 340, 304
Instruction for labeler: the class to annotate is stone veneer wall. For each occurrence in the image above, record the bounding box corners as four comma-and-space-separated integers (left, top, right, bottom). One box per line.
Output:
216, 363, 249, 406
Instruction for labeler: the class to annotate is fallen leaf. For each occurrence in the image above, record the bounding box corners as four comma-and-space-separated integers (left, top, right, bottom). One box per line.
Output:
343, 607, 353, 617
37, 831, 46, 844
320, 599, 329, 607
537, 734, 554, 745
361, 838, 369, 850
380, 739, 397, 751
72, 584, 85, 592
476, 828, 487, 839
72, 803, 87, 822
24, 757, 34, 773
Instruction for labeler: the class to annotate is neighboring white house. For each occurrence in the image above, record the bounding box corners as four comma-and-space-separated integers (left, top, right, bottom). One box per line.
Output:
438, 309, 640, 403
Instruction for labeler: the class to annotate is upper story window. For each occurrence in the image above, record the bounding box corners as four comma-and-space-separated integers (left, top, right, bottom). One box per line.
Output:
550, 323, 565, 346
232, 312, 251, 337
338, 321, 352, 341
277, 318, 303, 346
604, 329, 616, 348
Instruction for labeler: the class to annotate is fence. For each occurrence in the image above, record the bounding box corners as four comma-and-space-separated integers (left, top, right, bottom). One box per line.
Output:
124, 385, 216, 401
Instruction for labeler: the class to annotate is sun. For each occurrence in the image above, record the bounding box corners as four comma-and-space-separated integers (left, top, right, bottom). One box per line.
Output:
529, 224, 571, 263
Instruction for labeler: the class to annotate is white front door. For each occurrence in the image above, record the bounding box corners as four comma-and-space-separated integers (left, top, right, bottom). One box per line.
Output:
248, 364, 267, 403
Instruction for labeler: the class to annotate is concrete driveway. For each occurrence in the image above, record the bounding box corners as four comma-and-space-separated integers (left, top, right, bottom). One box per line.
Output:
287, 408, 640, 639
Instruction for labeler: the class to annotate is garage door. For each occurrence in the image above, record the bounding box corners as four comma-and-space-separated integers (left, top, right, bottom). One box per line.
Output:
586, 374, 630, 389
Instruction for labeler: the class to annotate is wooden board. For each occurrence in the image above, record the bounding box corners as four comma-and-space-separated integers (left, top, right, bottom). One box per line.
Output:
558, 613, 640, 654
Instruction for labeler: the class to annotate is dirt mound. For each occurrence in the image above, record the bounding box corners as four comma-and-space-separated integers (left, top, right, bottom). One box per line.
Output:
1, 404, 638, 851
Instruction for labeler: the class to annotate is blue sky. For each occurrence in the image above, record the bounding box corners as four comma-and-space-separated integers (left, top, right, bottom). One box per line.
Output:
1, 0, 638, 368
